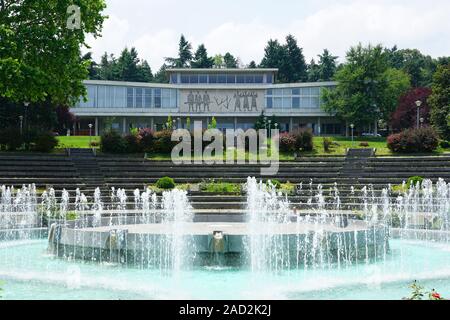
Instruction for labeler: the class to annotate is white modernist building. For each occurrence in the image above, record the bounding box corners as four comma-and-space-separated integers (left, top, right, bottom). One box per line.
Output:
71, 68, 343, 136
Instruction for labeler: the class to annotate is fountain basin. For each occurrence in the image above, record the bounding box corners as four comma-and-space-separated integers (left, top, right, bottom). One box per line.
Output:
50, 220, 389, 268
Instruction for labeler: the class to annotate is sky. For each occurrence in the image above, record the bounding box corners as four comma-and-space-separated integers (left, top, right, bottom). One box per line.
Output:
85, 0, 450, 71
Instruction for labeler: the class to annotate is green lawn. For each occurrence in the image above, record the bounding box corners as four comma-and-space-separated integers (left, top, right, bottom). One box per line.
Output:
56, 136, 100, 149
56, 135, 449, 157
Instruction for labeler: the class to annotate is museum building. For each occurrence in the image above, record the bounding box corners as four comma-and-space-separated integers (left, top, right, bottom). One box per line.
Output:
71, 68, 343, 136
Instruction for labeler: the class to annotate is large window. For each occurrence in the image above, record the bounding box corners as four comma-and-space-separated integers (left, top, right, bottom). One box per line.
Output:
265, 86, 323, 109
173, 73, 270, 84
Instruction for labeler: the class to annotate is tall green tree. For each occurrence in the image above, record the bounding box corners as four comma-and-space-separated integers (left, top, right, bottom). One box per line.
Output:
81, 52, 99, 80
429, 63, 450, 140
165, 34, 193, 68
213, 54, 225, 68
0, 0, 107, 105
385, 47, 438, 87
321, 44, 410, 127
260, 39, 289, 82
317, 49, 338, 81
248, 61, 257, 69
98, 53, 116, 80
191, 44, 214, 68
260, 35, 307, 83
153, 64, 169, 83
284, 34, 307, 82
307, 59, 320, 82
223, 52, 238, 68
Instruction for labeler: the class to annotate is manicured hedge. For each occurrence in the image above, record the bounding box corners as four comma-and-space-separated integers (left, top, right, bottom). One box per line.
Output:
387, 127, 439, 153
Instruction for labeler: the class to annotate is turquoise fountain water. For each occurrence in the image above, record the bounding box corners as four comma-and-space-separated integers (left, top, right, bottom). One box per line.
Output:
0, 178, 449, 299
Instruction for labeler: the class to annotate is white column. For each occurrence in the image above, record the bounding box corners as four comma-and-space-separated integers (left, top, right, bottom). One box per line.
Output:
345, 121, 349, 137
374, 120, 378, 135
122, 117, 126, 134
151, 117, 154, 131
317, 117, 321, 136
290, 117, 293, 133
234, 117, 238, 130
95, 117, 99, 136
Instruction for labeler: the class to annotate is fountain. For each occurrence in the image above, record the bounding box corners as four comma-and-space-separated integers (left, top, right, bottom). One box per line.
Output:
0, 178, 449, 299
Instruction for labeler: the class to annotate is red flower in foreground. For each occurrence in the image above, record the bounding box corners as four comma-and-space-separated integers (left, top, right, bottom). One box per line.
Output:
431, 292, 441, 299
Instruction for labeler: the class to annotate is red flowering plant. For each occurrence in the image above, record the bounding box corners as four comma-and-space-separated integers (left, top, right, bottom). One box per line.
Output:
404, 281, 446, 300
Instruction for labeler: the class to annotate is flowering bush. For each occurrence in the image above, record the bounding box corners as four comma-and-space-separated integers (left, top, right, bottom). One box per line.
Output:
124, 133, 141, 153
138, 128, 154, 152
153, 130, 175, 153
278, 133, 296, 152
404, 281, 446, 300
293, 128, 314, 151
387, 127, 439, 153
100, 130, 127, 154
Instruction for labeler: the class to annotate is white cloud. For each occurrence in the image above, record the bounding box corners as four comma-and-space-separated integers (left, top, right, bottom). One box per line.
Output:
87, 1, 450, 70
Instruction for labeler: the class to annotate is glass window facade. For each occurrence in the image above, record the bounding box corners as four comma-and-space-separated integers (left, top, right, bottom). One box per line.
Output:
175, 73, 270, 84
77, 85, 178, 109
265, 86, 323, 109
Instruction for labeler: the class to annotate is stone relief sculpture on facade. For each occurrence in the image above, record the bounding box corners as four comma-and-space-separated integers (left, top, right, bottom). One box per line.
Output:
183, 90, 260, 113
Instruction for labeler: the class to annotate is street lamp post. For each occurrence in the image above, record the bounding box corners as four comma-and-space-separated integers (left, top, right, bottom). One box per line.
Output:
19, 116, 23, 136
88, 123, 93, 147
420, 117, 424, 128
350, 123, 355, 147
415, 100, 422, 129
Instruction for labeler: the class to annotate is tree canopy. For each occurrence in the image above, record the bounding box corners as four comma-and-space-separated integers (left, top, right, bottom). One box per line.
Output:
0, 0, 107, 105
321, 44, 411, 127
429, 63, 450, 140
165, 34, 193, 68
191, 44, 214, 68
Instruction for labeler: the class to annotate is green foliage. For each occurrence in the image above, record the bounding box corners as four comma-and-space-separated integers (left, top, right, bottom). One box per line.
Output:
165, 34, 193, 68
321, 44, 411, 127
166, 115, 173, 130
323, 137, 333, 152
407, 176, 424, 188
404, 281, 445, 300
266, 179, 281, 189
156, 177, 176, 190
186, 117, 191, 130
208, 117, 217, 129
100, 130, 127, 154
34, 132, 58, 153
387, 127, 439, 153
200, 181, 241, 194
429, 64, 450, 140
312, 49, 338, 81
223, 53, 238, 68
153, 130, 175, 153
0, 0, 107, 105
293, 129, 314, 151
260, 35, 307, 83
191, 44, 214, 68
124, 134, 141, 153
254, 112, 279, 130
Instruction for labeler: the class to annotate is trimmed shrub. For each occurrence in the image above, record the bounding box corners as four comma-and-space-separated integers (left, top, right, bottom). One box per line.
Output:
293, 129, 314, 151
100, 130, 127, 153
407, 176, 424, 188
440, 140, 450, 148
266, 179, 281, 189
359, 141, 369, 147
323, 137, 333, 152
34, 132, 58, 152
124, 134, 141, 153
156, 176, 175, 189
138, 128, 154, 152
153, 130, 175, 153
387, 127, 439, 153
278, 132, 296, 152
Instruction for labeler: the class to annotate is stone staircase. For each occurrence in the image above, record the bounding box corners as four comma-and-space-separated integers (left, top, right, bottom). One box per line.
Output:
340, 148, 376, 184
69, 148, 106, 191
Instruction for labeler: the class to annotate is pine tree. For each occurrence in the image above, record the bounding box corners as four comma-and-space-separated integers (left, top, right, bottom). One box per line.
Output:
284, 34, 307, 82
191, 44, 214, 68
307, 59, 320, 82
317, 49, 338, 81
223, 52, 238, 68
165, 34, 193, 67
248, 61, 257, 69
